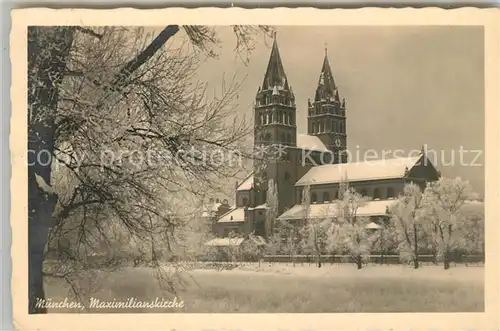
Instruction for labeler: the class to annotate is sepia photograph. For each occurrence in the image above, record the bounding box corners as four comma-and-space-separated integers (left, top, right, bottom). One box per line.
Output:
10, 7, 500, 331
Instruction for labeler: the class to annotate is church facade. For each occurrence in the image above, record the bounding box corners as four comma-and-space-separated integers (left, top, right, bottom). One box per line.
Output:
209, 37, 441, 239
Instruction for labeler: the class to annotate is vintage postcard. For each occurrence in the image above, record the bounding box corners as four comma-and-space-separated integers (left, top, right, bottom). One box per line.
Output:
10, 7, 500, 331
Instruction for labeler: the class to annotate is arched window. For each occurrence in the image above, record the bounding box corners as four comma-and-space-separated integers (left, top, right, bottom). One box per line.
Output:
319, 122, 323, 133
312, 123, 317, 134
373, 188, 381, 199
290, 114, 295, 125
311, 192, 317, 204
387, 187, 395, 198
323, 192, 330, 203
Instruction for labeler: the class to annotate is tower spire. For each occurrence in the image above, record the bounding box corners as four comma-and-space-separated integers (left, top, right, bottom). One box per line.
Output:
315, 47, 336, 102
261, 36, 289, 91
308, 45, 347, 163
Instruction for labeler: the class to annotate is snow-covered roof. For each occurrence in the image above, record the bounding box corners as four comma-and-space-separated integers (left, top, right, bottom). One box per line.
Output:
253, 203, 267, 210
278, 199, 397, 220
366, 222, 382, 229
248, 235, 267, 246
296, 155, 422, 186
217, 207, 246, 223
204, 237, 245, 247
296, 134, 329, 152
248, 203, 267, 210
236, 173, 254, 191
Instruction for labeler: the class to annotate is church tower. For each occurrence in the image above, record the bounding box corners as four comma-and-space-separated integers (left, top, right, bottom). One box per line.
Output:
307, 47, 347, 163
254, 36, 297, 149
251, 36, 298, 237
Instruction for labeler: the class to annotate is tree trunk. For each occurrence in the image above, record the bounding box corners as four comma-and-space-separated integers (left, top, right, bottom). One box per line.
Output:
28, 25, 181, 314
28, 27, 74, 314
413, 223, 419, 269
313, 232, 321, 268
444, 249, 450, 270
356, 256, 362, 270
379, 229, 384, 265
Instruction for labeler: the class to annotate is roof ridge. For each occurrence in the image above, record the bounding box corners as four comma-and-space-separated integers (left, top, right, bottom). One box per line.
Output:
314, 155, 420, 168
217, 207, 238, 220
236, 172, 254, 191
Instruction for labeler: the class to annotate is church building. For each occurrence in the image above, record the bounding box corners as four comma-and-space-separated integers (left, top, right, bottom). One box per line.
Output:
209, 37, 441, 239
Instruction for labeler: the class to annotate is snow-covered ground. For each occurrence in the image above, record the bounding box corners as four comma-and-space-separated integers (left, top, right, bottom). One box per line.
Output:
190, 262, 484, 283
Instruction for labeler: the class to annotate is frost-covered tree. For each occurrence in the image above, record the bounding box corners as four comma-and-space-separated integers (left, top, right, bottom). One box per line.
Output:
265, 178, 279, 238
28, 25, 272, 313
284, 225, 303, 267
390, 183, 426, 269
300, 218, 329, 268
329, 186, 373, 269
459, 201, 485, 260
419, 177, 479, 269
265, 220, 283, 261
299, 183, 328, 268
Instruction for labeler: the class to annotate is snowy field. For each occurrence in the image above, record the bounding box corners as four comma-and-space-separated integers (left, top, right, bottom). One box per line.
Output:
44, 263, 484, 313
222, 262, 484, 281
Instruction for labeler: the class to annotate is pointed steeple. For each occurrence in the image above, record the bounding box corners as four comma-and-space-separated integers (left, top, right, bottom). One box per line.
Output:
262, 36, 289, 91
315, 49, 337, 102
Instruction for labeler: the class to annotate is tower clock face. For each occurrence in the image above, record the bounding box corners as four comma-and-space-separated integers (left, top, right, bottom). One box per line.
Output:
335, 138, 342, 147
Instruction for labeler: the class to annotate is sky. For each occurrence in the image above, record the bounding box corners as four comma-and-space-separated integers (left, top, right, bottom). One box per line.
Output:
170, 26, 485, 194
